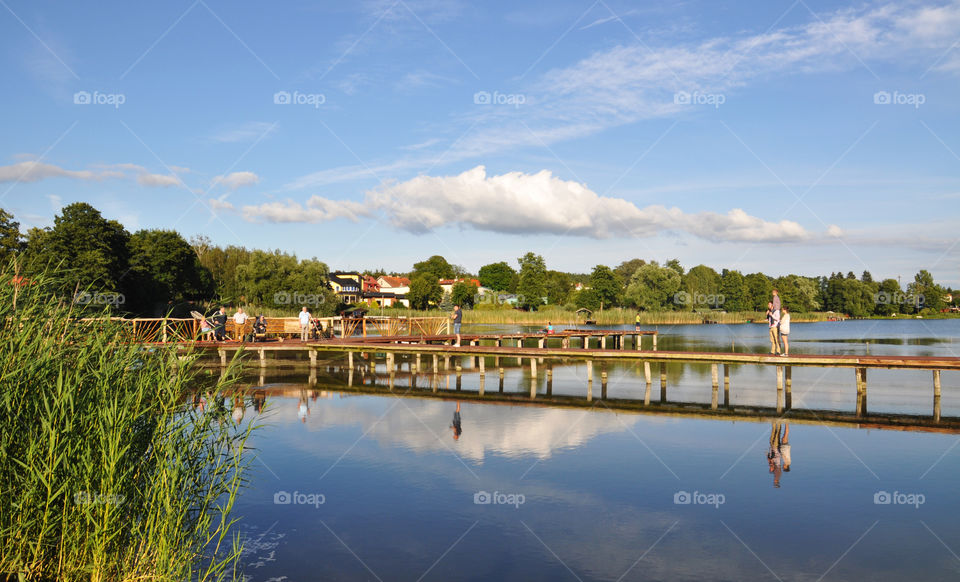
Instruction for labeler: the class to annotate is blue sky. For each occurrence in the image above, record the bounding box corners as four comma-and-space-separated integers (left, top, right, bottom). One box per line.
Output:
1, 0, 959, 285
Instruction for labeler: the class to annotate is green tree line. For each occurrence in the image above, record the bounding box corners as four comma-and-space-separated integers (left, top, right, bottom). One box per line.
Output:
1, 204, 953, 317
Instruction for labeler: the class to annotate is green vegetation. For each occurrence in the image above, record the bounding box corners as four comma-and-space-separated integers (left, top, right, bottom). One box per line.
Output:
0, 270, 254, 581
3, 203, 955, 320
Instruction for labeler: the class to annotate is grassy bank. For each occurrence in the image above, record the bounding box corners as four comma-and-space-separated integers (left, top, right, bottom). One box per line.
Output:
1, 273, 254, 581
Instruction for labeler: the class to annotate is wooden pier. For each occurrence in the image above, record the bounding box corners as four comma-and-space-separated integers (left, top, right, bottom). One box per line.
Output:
180, 329, 959, 422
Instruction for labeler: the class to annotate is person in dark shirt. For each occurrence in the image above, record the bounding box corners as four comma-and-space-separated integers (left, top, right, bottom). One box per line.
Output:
212, 307, 227, 341
451, 305, 463, 347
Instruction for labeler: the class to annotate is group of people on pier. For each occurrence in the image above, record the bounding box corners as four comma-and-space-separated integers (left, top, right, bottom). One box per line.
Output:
765, 289, 792, 356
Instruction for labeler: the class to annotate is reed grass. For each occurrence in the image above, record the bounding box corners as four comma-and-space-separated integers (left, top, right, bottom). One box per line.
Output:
1, 270, 254, 581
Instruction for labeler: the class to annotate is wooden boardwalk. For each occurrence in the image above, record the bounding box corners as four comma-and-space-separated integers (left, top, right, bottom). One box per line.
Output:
177, 328, 960, 421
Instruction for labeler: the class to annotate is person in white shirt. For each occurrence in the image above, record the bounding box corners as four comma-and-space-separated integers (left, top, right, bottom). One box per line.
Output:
780, 307, 791, 356
233, 307, 249, 341
298, 306, 312, 341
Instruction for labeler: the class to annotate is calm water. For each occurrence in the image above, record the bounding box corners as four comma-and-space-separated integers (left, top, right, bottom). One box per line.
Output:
220, 320, 960, 581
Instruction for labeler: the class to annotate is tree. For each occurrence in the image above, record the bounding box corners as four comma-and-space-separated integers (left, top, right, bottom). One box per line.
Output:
23, 202, 131, 295
0, 208, 22, 264
451, 281, 478, 308
665, 259, 684, 277
574, 288, 601, 311
408, 273, 442, 309
682, 265, 721, 309
625, 263, 681, 311
126, 229, 214, 313
861, 270, 873, 283
478, 261, 516, 292
516, 252, 547, 310
614, 258, 646, 283
589, 265, 622, 310
412, 255, 455, 281
719, 270, 748, 312
744, 273, 772, 311
875, 278, 902, 316
773, 274, 821, 312
544, 270, 573, 305
907, 270, 945, 313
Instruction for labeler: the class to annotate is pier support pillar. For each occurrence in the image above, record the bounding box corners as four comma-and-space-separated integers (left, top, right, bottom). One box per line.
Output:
546, 366, 553, 396
309, 350, 317, 369
539, 338, 545, 349
259, 348, 266, 368
415, 353, 421, 372
601, 336, 607, 349
432, 354, 439, 372
636, 334, 642, 351
219, 348, 227, 367
348, 351, 354, 370
660, 362, 667, 403
711, 364, 719, 410
479, 376, 485, 396
643, 361, 652, 386
934, 370, 942, 422
479, 357, 485, 377
652, 334, 658, 351
785, 366, 792, 410
723, 364, 730, 407
601, 363, 608, 399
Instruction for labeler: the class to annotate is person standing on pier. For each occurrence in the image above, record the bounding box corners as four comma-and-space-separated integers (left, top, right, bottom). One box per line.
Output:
451, 305, 462, 347
233, 307, 248, 341
766, 302, 781, 354
635, 312, 642, 331
213, 307, 227, 342
780, 307, 791, 356
299, 306, 312, 342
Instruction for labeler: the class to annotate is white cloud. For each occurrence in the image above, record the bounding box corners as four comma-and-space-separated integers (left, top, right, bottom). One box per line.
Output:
0, 161, 120, 183
137, 173, 181, 187
212, 171, 260, 190
256, 165, 817, 242
209, 196, 235, 211
207, 121, 277, 143
241, 196, 369, 223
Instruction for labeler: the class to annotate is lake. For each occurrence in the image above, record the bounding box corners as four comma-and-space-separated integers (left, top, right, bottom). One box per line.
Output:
217, 319, 960, 581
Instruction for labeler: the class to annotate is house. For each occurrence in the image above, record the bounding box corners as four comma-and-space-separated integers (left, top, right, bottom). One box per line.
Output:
328, 272, 363, 304
376, 275, 411, 307
439, 278, 480, 296
362, 275, 380, 294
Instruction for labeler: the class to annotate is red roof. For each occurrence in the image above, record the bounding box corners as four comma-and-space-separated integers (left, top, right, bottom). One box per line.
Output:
378, 276, 410, 288
439, 278, 480, 287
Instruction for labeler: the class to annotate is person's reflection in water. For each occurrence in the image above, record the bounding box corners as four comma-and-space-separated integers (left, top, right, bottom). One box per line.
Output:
231, 393, 245, 424
450, 402, 462, 441
297, 390, 310, 423
780, 423, 791, 472
252, 390, 266, 414
767, 421, 783, 488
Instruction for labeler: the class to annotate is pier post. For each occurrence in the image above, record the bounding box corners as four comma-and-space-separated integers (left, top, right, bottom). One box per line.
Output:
539, 338, 545, 349
785, 367, 792, 409
711, 364, 719, 410
586, 360, 593, 383
309, 350, 317, 369
432, 354, 439, 372
348, 351, 354, 370
479, 357, 485, 377
776, 366, 784, 413
219, 348, 227, 367
259, 348, 266, 368
643, 361, 651, 385
652, 334, 658, 351
643, 381, 651, 406
530, 358, 537, 399
601, 336, 607, 349
444, 355, 450, 370
660, 362, 667, 403
562, 337, 570, 349
723, 364, 730, 407
479, 376, 485, 396
530, 358, 537, 379
601, 363, 608, 399
636, 334, 642, 351
386, 352, 395, 373
546, 366, 553, 395
934, 370, 942, 422
415, 353, 421, 372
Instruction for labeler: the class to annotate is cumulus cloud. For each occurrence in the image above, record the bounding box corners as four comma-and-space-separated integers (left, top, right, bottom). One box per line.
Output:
247, 165, 818, 242
241, 196, 368, 223
137, 173, 181, 187
212, 171, 260, 190
0, 161, 120, 183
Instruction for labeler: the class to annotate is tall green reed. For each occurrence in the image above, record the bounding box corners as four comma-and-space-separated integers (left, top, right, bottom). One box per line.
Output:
0, 269, 254, 581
